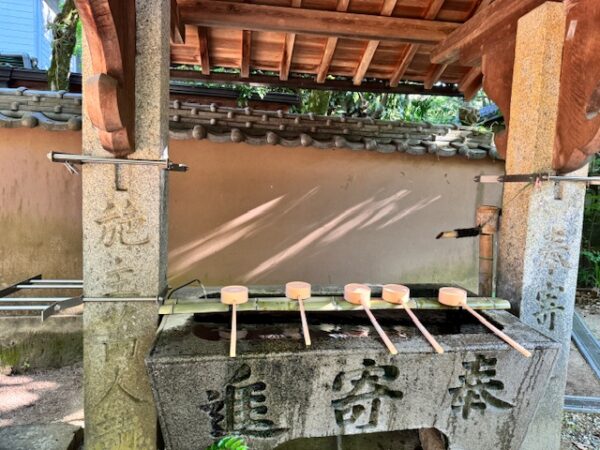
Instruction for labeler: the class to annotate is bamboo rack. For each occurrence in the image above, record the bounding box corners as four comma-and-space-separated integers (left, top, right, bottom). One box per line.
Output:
159, 296, 511, 315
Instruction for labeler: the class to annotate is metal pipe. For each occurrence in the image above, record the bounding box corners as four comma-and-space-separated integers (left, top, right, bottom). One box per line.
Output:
48, 152, 188, 172
29, 279, 82, 284
0, 305, 49, 311
0, 297, 74, 302
16, 285, 81, 290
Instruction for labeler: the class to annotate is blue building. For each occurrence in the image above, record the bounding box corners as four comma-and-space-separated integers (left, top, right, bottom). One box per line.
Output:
0, 0, 59, 69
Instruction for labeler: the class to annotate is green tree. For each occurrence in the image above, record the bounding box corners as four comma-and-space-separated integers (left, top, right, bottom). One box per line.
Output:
48, 0, 80, 90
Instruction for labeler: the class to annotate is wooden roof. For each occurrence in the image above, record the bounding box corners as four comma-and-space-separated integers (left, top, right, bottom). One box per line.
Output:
170, 0, 493, 98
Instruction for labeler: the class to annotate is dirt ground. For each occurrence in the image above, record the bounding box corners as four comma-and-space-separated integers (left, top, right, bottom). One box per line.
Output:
0, 298, 598, 449
0, 363, 82, 429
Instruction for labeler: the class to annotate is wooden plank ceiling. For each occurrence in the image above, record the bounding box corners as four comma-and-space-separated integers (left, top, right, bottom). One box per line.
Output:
170, 0, 492, 97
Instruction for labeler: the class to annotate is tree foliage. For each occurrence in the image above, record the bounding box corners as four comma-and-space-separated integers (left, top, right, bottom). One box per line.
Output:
48, 0, 80, 90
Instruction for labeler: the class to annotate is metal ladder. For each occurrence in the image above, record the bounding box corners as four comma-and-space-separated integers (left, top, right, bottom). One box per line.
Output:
0, 274, 83, 321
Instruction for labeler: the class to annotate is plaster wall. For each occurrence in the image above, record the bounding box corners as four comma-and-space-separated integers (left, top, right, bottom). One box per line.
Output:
0, 128, 82, 286
0, 131, 504, 291
168, 139, 505, 291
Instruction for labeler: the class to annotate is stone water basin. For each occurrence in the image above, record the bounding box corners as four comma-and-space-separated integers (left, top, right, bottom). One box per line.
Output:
146, 308, 559, 450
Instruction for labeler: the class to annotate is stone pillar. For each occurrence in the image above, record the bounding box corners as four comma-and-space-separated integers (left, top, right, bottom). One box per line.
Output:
81, 1, 169, 449
496, 3, 586, 450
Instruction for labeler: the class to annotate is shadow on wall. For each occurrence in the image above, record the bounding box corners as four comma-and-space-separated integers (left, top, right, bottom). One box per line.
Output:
168, 140, 504, 288
170, 188, 441, 283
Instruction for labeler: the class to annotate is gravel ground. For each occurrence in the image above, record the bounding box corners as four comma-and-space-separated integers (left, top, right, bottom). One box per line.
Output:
561, 412, 600, 450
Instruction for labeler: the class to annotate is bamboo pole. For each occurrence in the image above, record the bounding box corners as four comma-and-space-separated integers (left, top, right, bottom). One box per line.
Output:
477, 205, 500, 297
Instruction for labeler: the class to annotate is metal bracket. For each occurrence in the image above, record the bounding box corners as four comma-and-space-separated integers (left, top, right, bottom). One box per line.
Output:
475, 173, 600, 185
42, 296, 83, 321
48, 152, 188, 172
0, 274, 42, 297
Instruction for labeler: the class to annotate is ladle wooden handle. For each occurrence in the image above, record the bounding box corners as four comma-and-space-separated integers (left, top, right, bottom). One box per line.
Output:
230, 304, 237, 358
298, 297, 311, 346
464, 304, 532, 358
404, 305, 444, 354
362, 301, 398, 355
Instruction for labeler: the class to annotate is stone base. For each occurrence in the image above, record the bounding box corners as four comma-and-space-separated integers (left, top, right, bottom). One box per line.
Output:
147, 309, 559, 450
0, 423, 83, 450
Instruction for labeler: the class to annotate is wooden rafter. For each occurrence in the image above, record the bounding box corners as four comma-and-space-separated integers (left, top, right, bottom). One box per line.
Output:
352, 0, 397, 86
279, 0, 301, 81
317, 0, 350, 83
431, 0, 559, 65
462, 72, 483, 101
316, 0, 350, 84
171, 0, 185, 44
389, 0, 446, 87
170, 69, 463, 96
424, 64, 448, 89
241, 30, 251, 78
179, 0, 459, 44
197, 27, 210, 75
459, 66, 482, 92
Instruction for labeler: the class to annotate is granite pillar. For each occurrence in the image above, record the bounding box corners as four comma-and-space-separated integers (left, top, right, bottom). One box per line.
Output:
81, 1, 170, 449
495, 3, 586, 450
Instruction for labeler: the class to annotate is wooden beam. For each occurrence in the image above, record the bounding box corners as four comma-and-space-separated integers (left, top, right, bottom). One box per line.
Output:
180, 0, 459, 45
316, 0, 350, 84
554, 0, 600, 172
389, 0, 446, 87
462, 72, 483, 101
279, 0, 302, 81
459, 66, 482, 92
424, 63, 448, 89
171, 0, 185, 44
170, 69, 463, 96
241, 30, 251, 78
74, 0, 135, 156
481, 30, 516, 159
431, 0, 560, 65
353, 0, 397, 86
197, 27, 210, 75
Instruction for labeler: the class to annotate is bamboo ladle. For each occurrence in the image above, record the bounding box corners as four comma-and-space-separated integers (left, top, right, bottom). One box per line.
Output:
286, 281, 312, 346
344, 283, 398, 355
382, 284, 444, 354
438, 287, 532, 358
221, 285, 249, 358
